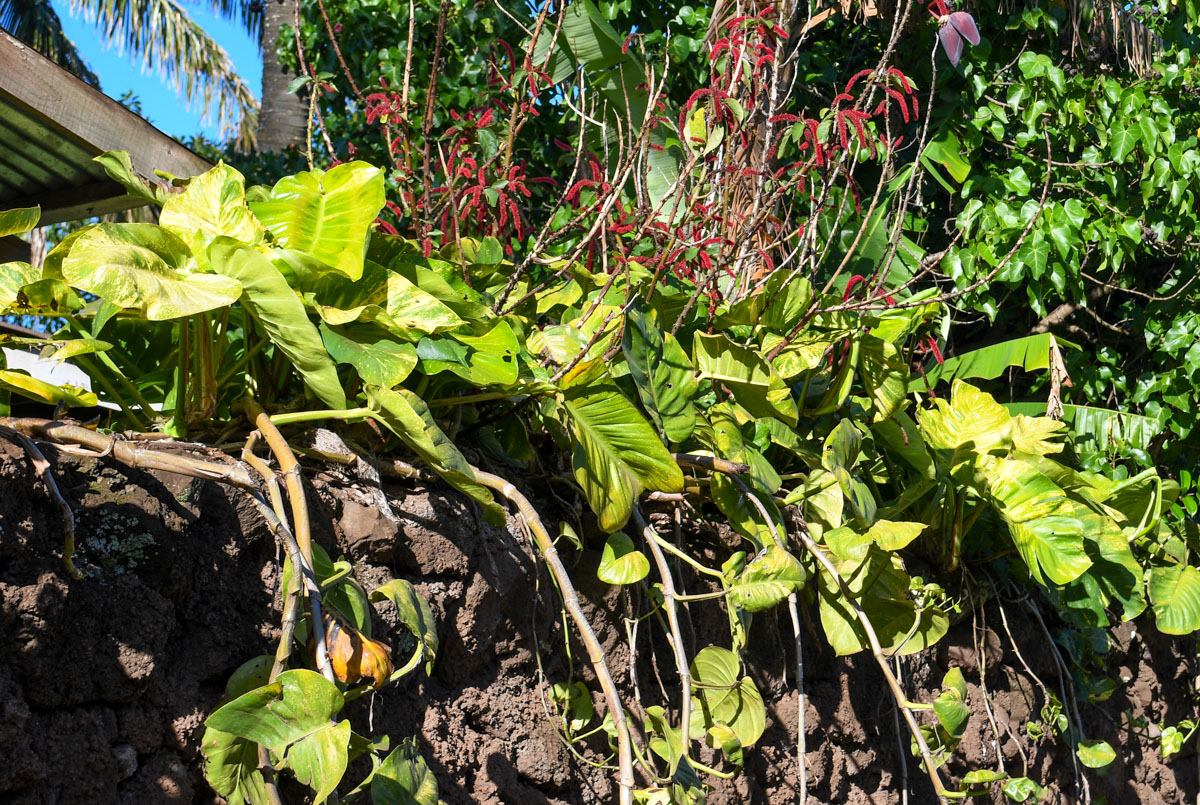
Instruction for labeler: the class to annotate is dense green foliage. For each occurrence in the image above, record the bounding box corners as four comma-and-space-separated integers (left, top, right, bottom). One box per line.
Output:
2, 0, 1200, 802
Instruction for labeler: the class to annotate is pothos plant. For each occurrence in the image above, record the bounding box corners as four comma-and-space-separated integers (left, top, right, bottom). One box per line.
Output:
0, 144, 1196, 803
1, 2, 1199, 804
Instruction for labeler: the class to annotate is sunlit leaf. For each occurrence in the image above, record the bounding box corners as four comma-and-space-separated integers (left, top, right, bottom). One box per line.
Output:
161, 162, 265, 246
366, 385, 505, 524
320, 322, 417, 388
559, 359, 683, 532
728, 545, 806, 612
976, 455, 1091, 586
693, 332, 797, 426
250, 162, 385, 280
597, 532, 650, 585
1149, 564, 1200, 635
208, 239, 346, 409
688, 646, 766, 747
0, 206, 39, 238
62, 223, 242, 320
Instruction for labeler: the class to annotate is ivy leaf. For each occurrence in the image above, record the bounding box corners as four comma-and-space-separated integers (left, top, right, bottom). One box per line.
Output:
622, 304, 698, 443
559, 359, 683, 532
858, 335, 909, 422
205, 670, 349, 804
371, 738, 439, 805
371, 580, 439, 676
0, 369, 97, 408
933, 667, 970, 739
597, 533, 650, 585
1109, 122, 1140, 162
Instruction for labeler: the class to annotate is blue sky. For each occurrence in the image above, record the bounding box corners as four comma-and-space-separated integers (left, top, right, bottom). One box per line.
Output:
49, 0, 262, 141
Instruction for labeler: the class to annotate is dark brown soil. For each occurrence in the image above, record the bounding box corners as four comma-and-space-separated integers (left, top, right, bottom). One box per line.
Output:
0, 436, 1196, 804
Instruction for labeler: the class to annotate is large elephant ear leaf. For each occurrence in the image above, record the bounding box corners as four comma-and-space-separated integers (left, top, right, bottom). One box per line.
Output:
975, 455, 1091, 586
62, 223, 243, 320
249, 162, 385, 281
207, 238, 346, 409
558, 359, 684, 532
365, 385, 505, 525
160, 162, 265, 246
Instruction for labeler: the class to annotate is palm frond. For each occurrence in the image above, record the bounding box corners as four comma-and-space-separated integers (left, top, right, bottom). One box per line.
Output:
1, 0, 101, 85
69, 0, 260, 142
205, 0, 260, 43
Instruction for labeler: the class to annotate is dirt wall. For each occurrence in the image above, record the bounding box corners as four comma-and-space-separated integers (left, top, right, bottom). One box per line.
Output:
0, 438, 1195, 804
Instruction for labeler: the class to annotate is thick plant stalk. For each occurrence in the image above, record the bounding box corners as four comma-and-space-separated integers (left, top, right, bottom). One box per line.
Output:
633, 508, 693, 768
240, 400, 335, 686
2, 418, 257, 490
472, 469, 635, 805
672, 452, 749, 475
791, 526, 952, 804
0, 424, 81, 579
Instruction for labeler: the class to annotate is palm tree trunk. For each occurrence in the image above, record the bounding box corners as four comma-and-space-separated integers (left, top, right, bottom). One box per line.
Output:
256, 0, 307, 153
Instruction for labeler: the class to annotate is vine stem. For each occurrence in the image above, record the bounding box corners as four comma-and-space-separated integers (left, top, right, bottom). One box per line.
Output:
633, 508, 693, 769
471, 469, 635, 805
790, 526, 954, 803
241, 399, 335, 684
0, 425, 80, 579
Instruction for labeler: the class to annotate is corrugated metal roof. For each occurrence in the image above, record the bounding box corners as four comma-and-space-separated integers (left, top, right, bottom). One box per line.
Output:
0, 31, 212, 227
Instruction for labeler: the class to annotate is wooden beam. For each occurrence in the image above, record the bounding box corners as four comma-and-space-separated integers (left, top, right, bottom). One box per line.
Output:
3, 181, 146, 226
0, 32, 211, 194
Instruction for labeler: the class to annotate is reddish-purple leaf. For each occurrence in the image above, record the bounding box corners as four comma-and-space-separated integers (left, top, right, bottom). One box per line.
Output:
938, 11, 980, 66
949, 12, 981, 46
939, 24, 964, 66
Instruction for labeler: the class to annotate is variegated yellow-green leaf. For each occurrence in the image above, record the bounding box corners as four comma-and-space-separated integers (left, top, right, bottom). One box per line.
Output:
0, 206, 39, 238
9, 278, 83, 316
559, 359, 684, 532
693, 332, 797, 426
1009, 414, 1066, 455
205, 670, 348, 805
728, 545, 806, 613
365, 385, 504, 524
976, 454, 1090, 586
623, 303, 698, 443
0, 369, 97, 407
0, 262, 39, 309
417, 319, 520, 387
320, 323, 416, 388
94, 150, 166, 205
688, 647, 766, 747
208, 239, 345, 409
372, 738, 439, 805
371, 580, 439, 676
597, 533, 650, 585
917, 380, 1012, 454
1149, 564, 1200, 635
817, 546, 949, 656
201, 726, 269, 805
250, 162, 385, 280
858, 335, 908, 422
62, 224, 242, 320
160, 162, 265, 246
